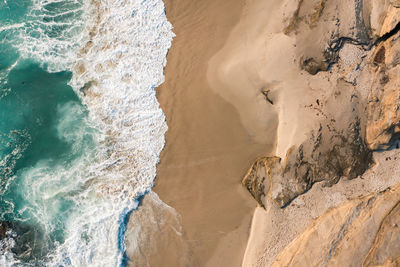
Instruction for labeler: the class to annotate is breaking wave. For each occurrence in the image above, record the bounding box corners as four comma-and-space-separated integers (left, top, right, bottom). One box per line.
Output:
0, 0, 173, 265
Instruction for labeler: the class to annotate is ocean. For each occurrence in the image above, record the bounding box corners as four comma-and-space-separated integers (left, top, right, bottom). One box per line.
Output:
0, 0, 173, 266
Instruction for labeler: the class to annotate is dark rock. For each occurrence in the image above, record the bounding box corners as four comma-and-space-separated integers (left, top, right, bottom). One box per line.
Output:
244, 82, 373, 209
0, 221, 44, 262
374, 46, 386, 65
300, 57, 328, 75
242, 157, 280, 208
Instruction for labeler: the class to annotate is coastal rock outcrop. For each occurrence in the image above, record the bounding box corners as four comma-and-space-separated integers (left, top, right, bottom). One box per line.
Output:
244, 85, 373, 207
271, 184, 400, 266
286, 0, 372, 75
242, 0, 400, 209
239, 0, 400, 266
242, 157, 280, 208
366, 12, 400, 149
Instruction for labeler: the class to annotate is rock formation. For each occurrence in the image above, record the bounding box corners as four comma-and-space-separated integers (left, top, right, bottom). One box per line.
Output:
242, 157, 281, 208
243, 85, 373, 207
366, 8, 400, 150
243, 0, 400, 209
239, 1, 400, 265
271, 185, 400, 266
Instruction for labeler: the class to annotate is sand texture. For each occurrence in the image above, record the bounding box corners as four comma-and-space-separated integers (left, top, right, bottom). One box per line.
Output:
126, 0, 400, 266
151, 0, 272, 266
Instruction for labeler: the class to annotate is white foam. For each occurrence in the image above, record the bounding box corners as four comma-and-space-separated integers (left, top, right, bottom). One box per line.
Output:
70, 0, 174, 198
51, 0, 173, 263
0, 23, 25, 33
0, 234, 22, 267
2, 0, 174, 265
14, 0, 91, 72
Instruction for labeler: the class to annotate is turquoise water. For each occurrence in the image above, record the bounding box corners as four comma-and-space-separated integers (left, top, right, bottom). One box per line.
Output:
0, 0, 97, 264
0, 0, 174, 265
0, 60, 95, 262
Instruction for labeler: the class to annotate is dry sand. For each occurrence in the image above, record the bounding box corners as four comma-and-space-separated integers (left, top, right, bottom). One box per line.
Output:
153, 0, 274, 266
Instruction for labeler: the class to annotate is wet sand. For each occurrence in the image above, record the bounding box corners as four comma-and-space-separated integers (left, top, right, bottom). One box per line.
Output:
153, 0, 272, 266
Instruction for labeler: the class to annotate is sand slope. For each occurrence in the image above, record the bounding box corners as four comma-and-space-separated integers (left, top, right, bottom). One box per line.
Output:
153, 0, 273, 266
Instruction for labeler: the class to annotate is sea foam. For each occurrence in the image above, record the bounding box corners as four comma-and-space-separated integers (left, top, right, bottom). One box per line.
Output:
0, 0, 174, 265
54, 0, 173, 264
55, 0, 173, 265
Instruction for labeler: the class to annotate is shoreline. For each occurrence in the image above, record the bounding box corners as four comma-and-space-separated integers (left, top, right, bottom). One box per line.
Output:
143, 0, 400, 266
152, 0, 272, 266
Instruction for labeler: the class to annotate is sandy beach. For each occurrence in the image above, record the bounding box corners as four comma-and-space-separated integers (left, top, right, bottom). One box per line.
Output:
145, 0, 400, 266
153, 0, 273, 266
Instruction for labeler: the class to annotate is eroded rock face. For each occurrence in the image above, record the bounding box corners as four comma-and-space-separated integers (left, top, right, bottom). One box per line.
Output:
243, 0, 400, 209
242, 157, 280, 208
273, 82, 373, 207
273, 123, 372, 207
238, 1, 400, 266
391, 0, 400, 8
244, 84, 373, 208
285, 0, 372, 75
366, 20, 400, 149
271, 184, 400, 266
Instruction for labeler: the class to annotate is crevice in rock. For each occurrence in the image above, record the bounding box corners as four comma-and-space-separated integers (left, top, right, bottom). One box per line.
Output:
308, 21, 400, 75
373, 46, 386, 65
301, 36, 371, 75
355, 0, 370, 44
319, 36, 370, 74
373, 21, 400, 46
362, 200, 400, 266
325, 201, 364, 264
374, 131, 400, 151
